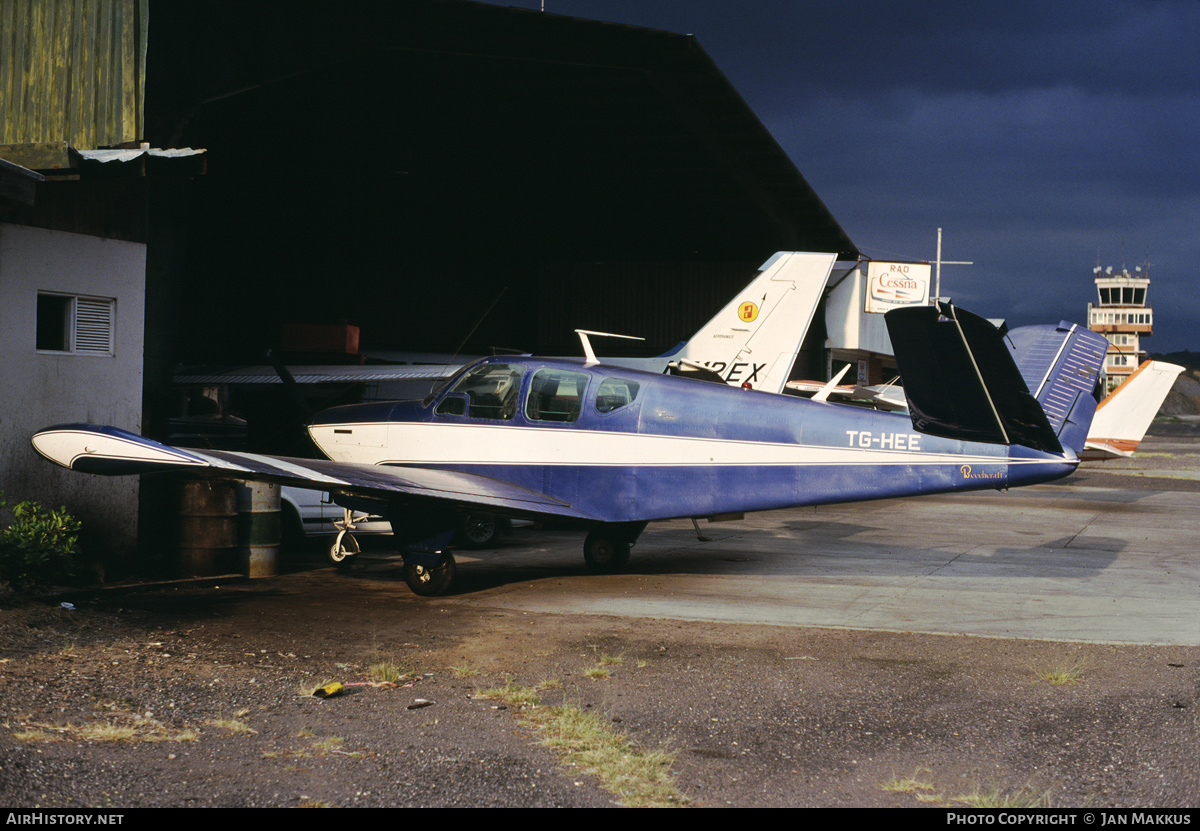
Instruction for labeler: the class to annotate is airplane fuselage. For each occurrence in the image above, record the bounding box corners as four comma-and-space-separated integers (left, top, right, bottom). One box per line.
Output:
308, 357, 1077, 525
30, 304, 1104, 596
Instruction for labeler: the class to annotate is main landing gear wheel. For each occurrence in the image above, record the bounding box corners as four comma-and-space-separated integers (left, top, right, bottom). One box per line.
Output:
404, 552, 458, 597
328, 529, 360, 568
456, 515, 501, 549
583, 530, 631, 574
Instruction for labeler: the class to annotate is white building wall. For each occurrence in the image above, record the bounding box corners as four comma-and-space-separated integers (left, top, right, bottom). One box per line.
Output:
0, 223, 145, 567
825, 264, 894, 356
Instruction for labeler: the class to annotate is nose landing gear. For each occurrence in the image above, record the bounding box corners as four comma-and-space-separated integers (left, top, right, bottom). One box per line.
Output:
328, 508, 364, 568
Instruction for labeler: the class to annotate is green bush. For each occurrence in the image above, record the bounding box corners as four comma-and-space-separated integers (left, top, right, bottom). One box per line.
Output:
0, 493, 81, 593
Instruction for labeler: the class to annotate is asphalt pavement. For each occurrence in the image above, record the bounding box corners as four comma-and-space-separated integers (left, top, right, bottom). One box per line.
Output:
444, 434, 1200, 647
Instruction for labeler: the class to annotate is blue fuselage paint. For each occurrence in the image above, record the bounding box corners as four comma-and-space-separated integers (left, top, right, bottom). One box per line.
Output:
309, 357, 1078, 524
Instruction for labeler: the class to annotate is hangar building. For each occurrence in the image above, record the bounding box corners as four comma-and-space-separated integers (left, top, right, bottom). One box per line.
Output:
5, 0, 875, 576
146, 0, 859, 366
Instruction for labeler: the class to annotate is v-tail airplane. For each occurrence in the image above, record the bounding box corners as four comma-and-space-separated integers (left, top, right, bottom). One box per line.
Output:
33, 302, 1109, 597
788, 327, 1178, 463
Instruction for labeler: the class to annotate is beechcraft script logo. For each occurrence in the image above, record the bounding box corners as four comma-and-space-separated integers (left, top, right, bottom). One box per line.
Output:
960, 465, 1004, 480
738, 301, 759, 322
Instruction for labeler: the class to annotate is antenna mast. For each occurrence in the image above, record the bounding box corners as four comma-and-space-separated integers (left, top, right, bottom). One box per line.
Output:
933, 228, 973, 303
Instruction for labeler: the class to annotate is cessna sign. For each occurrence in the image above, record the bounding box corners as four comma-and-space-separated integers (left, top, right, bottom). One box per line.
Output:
865, 261, 931, 313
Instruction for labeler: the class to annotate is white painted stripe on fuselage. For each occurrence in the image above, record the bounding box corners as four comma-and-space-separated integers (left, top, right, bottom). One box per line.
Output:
310, 421, 1052, 469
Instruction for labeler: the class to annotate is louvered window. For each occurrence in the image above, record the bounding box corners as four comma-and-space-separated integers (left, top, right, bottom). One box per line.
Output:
36, 293, 115, 356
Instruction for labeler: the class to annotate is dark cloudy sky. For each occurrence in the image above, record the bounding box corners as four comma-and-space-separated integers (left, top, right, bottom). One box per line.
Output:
500, 0, 1200, 352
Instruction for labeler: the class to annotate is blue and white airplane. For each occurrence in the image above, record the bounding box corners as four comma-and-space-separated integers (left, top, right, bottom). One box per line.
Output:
32, 302, 1109, 597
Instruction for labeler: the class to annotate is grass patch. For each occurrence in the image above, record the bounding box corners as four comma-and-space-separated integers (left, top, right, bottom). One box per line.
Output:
479, 676, 544, 707
12, 726, 65, 742
206, 717, 257, 734
883, 769, 1051, 809
951, 783, 1053, 809
311, 735, 367, 758
369, 661, 412, 684
883, 768, 936, 795
270, 734, 367, 760
451, 663, 482, 678
206, 708, 256, 734
13, 714, 198, 744
1032, 657, 1090, 686
312, 736, 344, 754
479, 680, 684, 807
78, 723, 139, 742
584, 666, 612, 680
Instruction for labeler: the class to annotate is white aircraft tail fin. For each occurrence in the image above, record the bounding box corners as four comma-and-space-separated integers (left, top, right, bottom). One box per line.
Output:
1083, 361, 1184, 460
675, 252, 836, 394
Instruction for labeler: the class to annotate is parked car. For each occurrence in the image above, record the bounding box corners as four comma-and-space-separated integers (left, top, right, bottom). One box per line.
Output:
280, 486, 388, 537
279, 487, 511, 565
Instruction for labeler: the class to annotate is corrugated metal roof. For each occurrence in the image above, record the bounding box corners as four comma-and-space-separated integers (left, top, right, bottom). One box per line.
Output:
0, 0, 148, 149
0, 155, 44, 206
78, 145, 202, 162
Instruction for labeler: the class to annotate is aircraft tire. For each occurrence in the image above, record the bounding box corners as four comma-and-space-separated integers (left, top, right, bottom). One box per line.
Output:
583, 530, 631, 574
404, 552, 458, 596
455, 515, 510, 549
328, 531, 360, 569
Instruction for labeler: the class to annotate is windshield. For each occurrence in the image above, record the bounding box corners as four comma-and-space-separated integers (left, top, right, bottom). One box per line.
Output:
436, 362, 526, 420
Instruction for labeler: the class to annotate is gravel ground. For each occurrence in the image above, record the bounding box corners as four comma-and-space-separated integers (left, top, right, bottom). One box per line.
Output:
1, 565, 1196, 808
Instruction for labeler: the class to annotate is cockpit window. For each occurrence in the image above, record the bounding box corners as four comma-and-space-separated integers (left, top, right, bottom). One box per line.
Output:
438, 363, 525, 420
526, 369, 589, 423
595, 378, 640, 413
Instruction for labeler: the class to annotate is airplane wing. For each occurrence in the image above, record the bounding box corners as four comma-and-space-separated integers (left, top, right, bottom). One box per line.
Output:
1082, 360, 1184, 460
173, 364, 461, 385
31, 424, 600, 521
784, 379, 908, 411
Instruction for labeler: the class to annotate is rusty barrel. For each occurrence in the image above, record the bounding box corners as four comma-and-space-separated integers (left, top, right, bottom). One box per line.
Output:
176, 480, 238, 577
236, 480, 280, 578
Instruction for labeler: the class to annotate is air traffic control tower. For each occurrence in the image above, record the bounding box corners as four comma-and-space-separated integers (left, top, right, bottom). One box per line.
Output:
1087, 264, 1153, 393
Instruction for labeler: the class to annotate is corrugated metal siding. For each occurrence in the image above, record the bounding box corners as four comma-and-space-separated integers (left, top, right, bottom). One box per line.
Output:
0, 0, 147, 148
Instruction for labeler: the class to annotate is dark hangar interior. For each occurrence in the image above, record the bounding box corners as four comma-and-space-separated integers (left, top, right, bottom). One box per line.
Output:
146, 0, 858, 368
